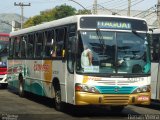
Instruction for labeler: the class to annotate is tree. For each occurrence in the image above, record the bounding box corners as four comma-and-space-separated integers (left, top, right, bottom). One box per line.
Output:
40, 9, 57, 22
23, 17, 34, 28
54, 5, 76, 19
23, 5, 76, 28
23, 15, 42, 28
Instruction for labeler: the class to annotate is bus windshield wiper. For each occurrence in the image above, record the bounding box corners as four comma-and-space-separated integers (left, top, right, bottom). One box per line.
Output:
96, 28, 106, 56
132, 30, 144, 40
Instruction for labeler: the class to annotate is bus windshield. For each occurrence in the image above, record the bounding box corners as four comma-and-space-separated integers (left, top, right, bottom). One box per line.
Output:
0, 41, 8, 67
76, 30, 150, 75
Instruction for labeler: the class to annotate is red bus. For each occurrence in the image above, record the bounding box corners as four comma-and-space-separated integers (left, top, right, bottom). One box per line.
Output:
0, 33, 9, 88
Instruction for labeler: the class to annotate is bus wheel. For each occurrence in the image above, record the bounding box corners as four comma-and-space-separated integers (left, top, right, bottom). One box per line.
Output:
19, 75, 24, 97
110, 106, 125, 113
54, 88, 64, 111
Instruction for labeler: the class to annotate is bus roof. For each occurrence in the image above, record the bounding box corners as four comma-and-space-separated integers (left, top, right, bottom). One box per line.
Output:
10, 15, 147, 37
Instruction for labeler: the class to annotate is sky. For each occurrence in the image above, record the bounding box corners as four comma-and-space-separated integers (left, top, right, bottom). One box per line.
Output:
0, 0, 158, 18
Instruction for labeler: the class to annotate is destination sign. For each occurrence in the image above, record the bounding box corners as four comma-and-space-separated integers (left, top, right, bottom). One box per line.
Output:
80, 17, 148, 31
97, 21, 131, 30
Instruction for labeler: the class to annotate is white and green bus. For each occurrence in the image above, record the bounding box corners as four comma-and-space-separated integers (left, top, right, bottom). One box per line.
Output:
8, 15, 151, 112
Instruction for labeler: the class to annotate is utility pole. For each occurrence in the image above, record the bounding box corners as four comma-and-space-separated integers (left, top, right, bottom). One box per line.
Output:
14, 2, 31, 29
93, 0, 97, 14
127, 0, 131, 16
157, 0, 160, 28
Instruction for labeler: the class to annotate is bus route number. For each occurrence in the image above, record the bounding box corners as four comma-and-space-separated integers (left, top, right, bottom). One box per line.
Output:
128, 78, 144, 82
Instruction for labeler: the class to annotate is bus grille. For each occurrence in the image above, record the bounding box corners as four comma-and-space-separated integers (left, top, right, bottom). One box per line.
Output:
96, 86, 136, 94
103, 95, 129, 105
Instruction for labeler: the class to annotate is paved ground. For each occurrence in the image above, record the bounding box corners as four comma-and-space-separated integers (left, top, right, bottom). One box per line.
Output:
0, 87, 160, 120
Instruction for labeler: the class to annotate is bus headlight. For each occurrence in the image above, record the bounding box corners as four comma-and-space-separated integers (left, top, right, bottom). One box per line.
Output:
132, 85, 150, 93
89, 87, 100, 93
75, 83, 100, 93
136, 88, 141, 93
90, 87, 96, 93
142, 86, 147, 92
83, 86, 89, 92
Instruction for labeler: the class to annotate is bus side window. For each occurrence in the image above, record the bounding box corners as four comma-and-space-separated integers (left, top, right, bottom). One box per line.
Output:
13, 37, 21, 58
44, 30, 54, 58
35, 32, 44, 58
67, 34, 76, 73
27, 34, 35, 58
55, 28, 66, 57
21, 36, 27, 58
9, 38, 14, 58
151, 34, 160, 62
67, 24, 76, 73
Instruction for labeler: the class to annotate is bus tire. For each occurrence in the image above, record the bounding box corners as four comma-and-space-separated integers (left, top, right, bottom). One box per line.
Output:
19, 75, 24, 97
54, 86, 64, 111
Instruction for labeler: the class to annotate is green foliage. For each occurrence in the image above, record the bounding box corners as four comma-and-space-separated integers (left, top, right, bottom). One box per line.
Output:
54, 5, 76, 19
23, 17, 34, 28
40, 9, 57, 21
24, 15, 43, 28
23, 5, 76, 28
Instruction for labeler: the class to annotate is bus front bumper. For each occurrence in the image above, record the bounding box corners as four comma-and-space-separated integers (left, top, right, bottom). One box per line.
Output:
75, 92, 151, 106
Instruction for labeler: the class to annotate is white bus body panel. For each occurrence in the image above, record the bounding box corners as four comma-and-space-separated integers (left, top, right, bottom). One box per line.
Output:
151, 63, 159, 99
151, 63, 160, 100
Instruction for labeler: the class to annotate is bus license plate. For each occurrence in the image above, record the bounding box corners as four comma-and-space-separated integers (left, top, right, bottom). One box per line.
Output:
137, 96, 149, 101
